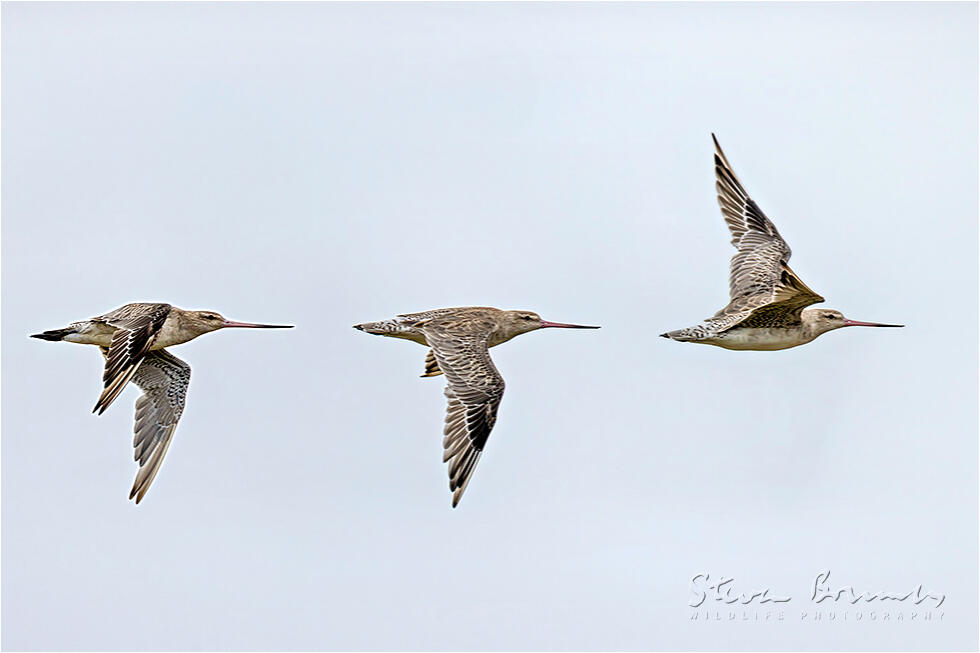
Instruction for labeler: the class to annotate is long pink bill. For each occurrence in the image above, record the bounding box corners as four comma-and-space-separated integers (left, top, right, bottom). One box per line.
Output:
539, 320, 601, 329
843, 319, 904, 328
222, 320, 294, 329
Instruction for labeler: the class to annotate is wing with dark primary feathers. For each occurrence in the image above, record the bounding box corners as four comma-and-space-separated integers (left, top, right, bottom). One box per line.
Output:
421, 316, 504, 508
706, 135, 824, 332
93, 303, 172, 415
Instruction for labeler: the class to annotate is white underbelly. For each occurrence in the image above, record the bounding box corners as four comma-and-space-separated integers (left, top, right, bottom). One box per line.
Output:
62, 315, 183, 349
63, 322, 114, 347
703, 328, 810, 351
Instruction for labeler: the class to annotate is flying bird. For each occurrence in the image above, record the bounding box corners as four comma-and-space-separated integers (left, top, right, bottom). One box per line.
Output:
32, 302, 293, 503
661, 135, 903, 350
354, 307, 599, 507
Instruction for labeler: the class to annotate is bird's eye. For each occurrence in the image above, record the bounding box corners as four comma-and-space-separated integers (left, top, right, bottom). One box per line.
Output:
523, 315, 534, 321
206, 314, 219, 320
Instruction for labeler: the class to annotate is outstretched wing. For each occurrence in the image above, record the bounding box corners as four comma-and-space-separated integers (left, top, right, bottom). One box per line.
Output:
93, 303, 172, 415
128, 350, 191, 504
708, 135, 823, 330
422, 320, 504, 508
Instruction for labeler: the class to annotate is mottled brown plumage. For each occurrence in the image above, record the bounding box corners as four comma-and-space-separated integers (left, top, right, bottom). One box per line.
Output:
661, 135, 902, 350
354, 307, 599, 507
31, 302, 292, 503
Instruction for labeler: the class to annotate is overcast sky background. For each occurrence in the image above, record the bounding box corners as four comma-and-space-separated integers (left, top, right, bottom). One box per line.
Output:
2, 2, 977, 651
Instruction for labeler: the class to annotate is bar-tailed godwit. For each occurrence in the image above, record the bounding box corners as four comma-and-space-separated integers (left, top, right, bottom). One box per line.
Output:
661, 135, 903, 350
354, 307, 599, 507
32, 302, 293, 503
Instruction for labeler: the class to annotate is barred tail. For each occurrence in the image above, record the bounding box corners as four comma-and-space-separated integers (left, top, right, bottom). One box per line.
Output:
352, 320, 403, 336
660, 327, 701, 342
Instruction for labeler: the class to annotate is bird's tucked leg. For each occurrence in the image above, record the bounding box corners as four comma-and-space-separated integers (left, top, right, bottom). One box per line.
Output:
421, 349, 443, 377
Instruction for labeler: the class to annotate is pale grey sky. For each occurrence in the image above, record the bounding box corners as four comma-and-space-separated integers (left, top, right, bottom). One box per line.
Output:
2, 2, 977, 651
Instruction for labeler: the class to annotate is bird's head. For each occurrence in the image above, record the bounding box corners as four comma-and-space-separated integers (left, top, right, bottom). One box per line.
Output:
497, 310, 600, 343
183, 310, 294, 338
802, 308, 903, 337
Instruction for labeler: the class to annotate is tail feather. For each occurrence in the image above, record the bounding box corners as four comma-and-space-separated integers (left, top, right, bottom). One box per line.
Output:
30, 328, 75, 341
353, 319, 419, 338
352, 320, 400, 336
661, 327, 701, 342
